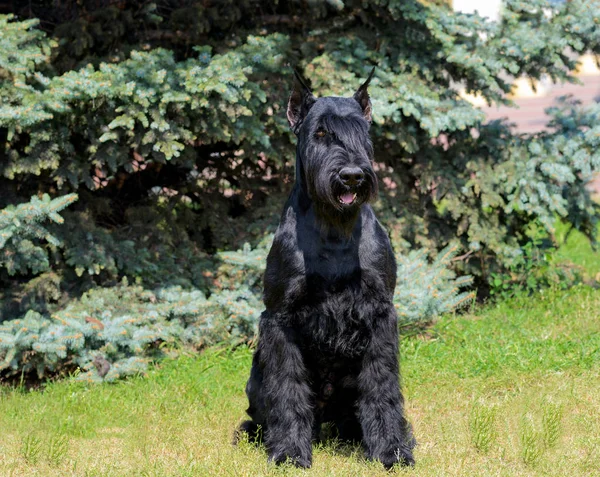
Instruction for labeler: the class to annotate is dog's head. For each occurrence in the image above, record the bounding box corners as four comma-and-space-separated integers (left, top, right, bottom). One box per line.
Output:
287, 69, 378, 215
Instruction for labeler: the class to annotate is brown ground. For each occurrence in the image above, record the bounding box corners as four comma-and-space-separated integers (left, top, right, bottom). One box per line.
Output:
481, 74, 600, 193
481, 75, 600, 133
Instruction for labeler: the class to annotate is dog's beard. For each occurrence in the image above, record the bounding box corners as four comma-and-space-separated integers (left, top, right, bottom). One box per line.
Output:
310, 162, 376, 205
307, 165, 378, 233
329, 167, 378, 210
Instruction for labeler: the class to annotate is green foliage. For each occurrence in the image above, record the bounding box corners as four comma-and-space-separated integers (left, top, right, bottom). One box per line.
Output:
1, 31, 289, 185
541, 401, 563, 450
0, 281, 261, 382
520, 413, 543, 466
0, 15, 56, 128
1, 1, 599, 382
395, 244, 474, 322
489, 238, 581, 299
0, 194, 77, 275
46, 434, 69, 467
469, 400, 497, 453
18, 433, 69, 467
0, 239, 469, 381
20, 434, 42, 465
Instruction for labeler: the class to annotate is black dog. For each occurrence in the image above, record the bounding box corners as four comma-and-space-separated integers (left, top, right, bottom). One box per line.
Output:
237, 69, 415, 469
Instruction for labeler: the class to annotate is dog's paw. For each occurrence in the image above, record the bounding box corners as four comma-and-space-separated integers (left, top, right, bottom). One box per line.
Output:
269, 451, 312, 469
233, 420, 263, 445
377, 446, 415, 470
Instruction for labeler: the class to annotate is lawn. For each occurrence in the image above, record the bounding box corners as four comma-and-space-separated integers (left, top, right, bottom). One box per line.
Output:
0, 233, 599, 476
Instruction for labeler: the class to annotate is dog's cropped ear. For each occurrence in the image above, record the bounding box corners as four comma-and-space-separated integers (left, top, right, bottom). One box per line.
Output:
353, 67, 375, 123
287, 69, 316, 134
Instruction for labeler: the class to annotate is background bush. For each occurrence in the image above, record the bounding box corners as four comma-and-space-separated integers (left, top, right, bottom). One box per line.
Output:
0, 0, 598, 382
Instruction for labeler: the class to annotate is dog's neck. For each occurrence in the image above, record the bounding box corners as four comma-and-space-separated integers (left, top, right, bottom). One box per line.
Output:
293, 183, 361, 240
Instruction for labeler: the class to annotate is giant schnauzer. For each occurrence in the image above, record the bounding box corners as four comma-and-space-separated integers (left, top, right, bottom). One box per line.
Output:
237, 68, 416, 469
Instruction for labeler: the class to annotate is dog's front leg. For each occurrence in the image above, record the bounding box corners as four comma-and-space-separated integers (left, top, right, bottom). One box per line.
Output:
357, 305, 415, 469
260, 316, 313, 468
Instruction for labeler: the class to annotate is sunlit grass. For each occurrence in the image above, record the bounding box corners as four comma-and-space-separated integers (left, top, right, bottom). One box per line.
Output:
555, 222, 600, 279
1, 282, 599, 476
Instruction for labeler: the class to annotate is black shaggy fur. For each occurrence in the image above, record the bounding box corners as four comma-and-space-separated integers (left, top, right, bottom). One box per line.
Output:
236, 69, 416, 469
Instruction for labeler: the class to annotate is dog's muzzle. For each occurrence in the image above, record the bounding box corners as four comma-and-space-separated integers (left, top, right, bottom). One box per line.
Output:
337, 167, 366, 206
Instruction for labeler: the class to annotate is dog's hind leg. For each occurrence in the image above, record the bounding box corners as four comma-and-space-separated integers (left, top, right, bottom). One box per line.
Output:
335, 414, 363, 443
234, 350, 267, 445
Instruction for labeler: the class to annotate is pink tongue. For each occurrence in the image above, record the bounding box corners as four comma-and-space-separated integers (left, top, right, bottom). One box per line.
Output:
340, 192, 355, 204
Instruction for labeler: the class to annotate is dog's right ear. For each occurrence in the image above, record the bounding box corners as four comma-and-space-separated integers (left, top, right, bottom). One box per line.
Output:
287, 69, 316, 135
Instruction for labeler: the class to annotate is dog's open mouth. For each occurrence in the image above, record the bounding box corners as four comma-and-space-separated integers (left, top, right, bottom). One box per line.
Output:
338, 192, 357, 205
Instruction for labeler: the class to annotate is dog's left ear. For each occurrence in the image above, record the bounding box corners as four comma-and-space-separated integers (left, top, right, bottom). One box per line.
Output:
287, 69, 316, 134
353, 67, 375, 123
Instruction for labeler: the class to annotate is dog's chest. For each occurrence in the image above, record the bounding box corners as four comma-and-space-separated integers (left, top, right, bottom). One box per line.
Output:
310, 240, 358, 280
267, 205, 393, 356
296, 243, 375, 356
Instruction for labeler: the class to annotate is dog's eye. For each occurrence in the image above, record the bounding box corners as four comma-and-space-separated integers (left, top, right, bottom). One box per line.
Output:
316, 129, 327, 138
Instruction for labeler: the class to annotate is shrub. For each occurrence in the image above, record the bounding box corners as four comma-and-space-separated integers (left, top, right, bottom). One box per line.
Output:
1, 1, 599, 381
0, 281, 260, 382
1, 237, 472, 382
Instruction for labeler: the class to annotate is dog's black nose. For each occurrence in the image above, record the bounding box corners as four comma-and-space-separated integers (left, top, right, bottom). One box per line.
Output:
339, 167, 364, 186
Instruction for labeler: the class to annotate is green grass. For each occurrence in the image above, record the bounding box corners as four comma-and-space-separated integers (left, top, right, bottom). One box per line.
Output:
1, 285, 598, 476
0, 229, 599, 476
556, 223, 600, 279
